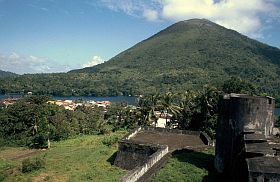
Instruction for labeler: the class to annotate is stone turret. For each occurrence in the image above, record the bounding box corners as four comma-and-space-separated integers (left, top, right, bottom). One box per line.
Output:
215, 94, 275, 176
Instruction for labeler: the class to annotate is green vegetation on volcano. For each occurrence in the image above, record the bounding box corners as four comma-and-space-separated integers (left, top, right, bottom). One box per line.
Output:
1, 19, 280, 98
0, 70, 17, 78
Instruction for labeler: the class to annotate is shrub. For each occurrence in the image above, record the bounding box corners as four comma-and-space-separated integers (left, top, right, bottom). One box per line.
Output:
30, 134, 48, 149
22, 157, 45, 173
101, 135, 119, 147
100, 124, 114, 135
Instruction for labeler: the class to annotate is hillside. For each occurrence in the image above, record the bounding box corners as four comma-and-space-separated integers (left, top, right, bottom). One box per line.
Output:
0, 133, 127, 181
0, 19, 280, 98
0, 70, 17, 78
70, 18, 280, 96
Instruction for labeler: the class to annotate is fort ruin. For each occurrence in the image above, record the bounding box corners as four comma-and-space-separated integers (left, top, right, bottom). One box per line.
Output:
114, 94, 280, 182
114, 127, 211, 182
215, 94, 280, 182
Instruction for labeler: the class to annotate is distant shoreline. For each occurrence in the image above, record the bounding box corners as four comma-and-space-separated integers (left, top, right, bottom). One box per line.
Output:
0, 94, 137, 105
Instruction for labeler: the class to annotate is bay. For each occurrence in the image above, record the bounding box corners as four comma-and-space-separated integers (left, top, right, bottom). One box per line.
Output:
0, 94, 21, 100
275, 108, 280, 116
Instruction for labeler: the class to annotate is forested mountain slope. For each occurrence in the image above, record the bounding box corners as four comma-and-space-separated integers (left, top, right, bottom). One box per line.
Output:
0, 70, 17, 78
71, 19, 280, 96
1, 19, 280, 97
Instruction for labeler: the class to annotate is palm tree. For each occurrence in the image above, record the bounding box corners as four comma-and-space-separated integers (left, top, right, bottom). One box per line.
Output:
137, 94, 160, 126
198, 85, 219, 130
30, 119, 39, 135
177, 90, 198, 129
158, 92, 181, 127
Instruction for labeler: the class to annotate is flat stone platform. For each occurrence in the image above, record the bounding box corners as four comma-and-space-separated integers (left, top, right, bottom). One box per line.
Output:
244, 130, 280, 181
247, 156, 280, 174
129, 130, 206, 151
115, 127, 212, 182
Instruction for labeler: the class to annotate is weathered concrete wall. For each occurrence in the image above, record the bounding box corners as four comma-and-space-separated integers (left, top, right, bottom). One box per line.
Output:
150, 126, 213, 146
118, 145, 169, 182
114, 141, 159, 170
247, 155, 280, 182
244, 131, 280, 182
115, 126, 211, 181
142, 126, 201, 135
200, 132, 213, 146
215, 94, 275, 175
115, 126, 212, 170
248, 172, 280, 182
124, 127, 142, 140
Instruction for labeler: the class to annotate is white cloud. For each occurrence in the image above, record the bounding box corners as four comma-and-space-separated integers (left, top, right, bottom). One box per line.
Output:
143, 9, 159, 21
40, 7, 49, 11
160, 0, 279, 36
98, 0, 162, 19
82, 56, 104, 68
99, 0, 142, 16
98, 0, 280, 37
0, 52, 73, 74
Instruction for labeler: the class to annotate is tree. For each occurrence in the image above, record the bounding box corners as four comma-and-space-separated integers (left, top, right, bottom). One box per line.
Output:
176, 90, 198, 129
191, 85, 219, 138
137, 94, 160, 126
222, 77, 257, 95
158, 92, 180, 126
105, 103, 130, 130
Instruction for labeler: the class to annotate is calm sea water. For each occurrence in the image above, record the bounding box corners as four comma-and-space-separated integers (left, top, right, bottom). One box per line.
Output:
0, 94, 137, 105
0, 94, 22, 100
275, 108, 280, 116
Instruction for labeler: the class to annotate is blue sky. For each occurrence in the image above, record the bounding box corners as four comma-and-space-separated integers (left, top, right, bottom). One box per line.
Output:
0, 0, 280, 74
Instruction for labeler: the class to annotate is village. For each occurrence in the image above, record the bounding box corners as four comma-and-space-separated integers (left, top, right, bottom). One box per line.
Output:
0, 97, 112, 110
46, 99, 112, 110
0, 96, 172, 129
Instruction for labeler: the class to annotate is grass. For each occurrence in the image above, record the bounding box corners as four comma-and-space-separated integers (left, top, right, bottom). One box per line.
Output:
0, 160, 15, 181
0, 131, 127, 182
1, 132, 219, 182
151, 148, 219, 182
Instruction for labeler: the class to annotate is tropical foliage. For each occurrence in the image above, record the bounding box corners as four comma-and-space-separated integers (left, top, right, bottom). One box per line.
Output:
0, 96, 132, 148
135, 86, 220, 138
222, 77, 257, 95
0, 78, 270, 148
0, 70, 17, 78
